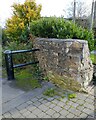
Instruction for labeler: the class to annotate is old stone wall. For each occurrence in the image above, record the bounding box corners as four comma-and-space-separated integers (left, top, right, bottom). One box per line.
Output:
34, 38, 93, 92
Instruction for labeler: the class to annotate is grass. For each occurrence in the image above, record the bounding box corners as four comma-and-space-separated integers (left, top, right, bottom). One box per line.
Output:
90, 53, 96, 64
67, 93, 77, 100
43, 87, 77, 101
15, 66, 41, 90
2, 63, 42, 90
43, 88, 57, 97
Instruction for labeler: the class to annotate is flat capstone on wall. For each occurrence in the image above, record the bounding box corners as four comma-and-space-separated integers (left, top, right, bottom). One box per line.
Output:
34, 38, 93, 92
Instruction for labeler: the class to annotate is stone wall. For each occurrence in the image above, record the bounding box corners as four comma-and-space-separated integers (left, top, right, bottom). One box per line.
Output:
34, 38, 93, 92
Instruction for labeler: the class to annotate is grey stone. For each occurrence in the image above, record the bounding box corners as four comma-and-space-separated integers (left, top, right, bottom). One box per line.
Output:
22, 111, 31, 117
60, 109, 69, 116
64, 105, 71, 110
32, 108, 42, 115
34, 38, 93, 92
31, 97, 38, 102
19, 108, 28, 114
83, 103, 94, 110
26, 105, 36, 112
12, 114, 21, 118
38, 104, 49, 112
25, 113, 37, 118
52, 99, 59, 104
46, 109, 55, 116
79, 113, 88, 118
26, 101, 33, 105
32, 101, 41, 107
44, 101, 52, 106
49, 103, 56, 108
77, 93, 88, 100
59, 115, 65, 118
76, 105, 85, 111
53, 106, 62, 112
72, 102, 79, 108
85, 98, 94, 104
39, 99, 47, 104
60, 98, 68, 103
66, 113, 75, 118
58, 101, 66, 107
68, 108, 81, 116
77, 99, 85, 105
18, 115, 25, 118
43, 114, 52, 118
3, 112, 11, 118
37, 112, 47, 118
82, 108, 93, 114
16, 103, 28, 110
9, 108, 19, 115
52, 112, 60, 118
67, 101, 74, 106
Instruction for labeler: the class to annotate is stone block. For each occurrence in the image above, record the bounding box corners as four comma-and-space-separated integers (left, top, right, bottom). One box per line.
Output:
34, 38, 93, 92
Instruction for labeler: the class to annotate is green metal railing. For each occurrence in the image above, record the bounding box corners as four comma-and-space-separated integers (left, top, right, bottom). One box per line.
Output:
4, 48, 39, 80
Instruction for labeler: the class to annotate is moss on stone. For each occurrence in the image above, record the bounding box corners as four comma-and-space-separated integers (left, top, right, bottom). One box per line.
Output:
47, 71, 82, 92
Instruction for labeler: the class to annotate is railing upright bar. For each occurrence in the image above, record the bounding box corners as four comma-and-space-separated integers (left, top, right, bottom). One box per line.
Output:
4, 50, 15, 80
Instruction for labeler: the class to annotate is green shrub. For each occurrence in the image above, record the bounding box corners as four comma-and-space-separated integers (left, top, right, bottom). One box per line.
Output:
30, 17, 94, 51
2, 40, 35, 67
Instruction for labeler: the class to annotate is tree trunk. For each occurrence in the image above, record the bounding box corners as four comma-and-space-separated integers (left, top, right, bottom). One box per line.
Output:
94, 1, 96, 28
73, 0, 76, 24
90, 0, 95, 31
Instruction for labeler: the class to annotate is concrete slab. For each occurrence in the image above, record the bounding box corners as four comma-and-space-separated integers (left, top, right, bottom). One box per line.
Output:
2, 79, 25, 103
2, 79, 55, 114
1, 75, 95, 119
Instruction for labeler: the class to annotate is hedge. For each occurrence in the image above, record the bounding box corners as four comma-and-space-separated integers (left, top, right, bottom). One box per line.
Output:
30, 17, 94, 51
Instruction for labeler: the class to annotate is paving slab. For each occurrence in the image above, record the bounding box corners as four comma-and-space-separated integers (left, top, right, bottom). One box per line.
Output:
2, 79, 25, 103
1, 76, 95, 119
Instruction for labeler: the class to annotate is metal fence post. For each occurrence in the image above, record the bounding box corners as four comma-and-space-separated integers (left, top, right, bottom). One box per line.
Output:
4, 50, 14, 80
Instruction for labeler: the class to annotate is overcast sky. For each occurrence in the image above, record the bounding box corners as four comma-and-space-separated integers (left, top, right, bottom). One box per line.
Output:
0, 0, 93, 27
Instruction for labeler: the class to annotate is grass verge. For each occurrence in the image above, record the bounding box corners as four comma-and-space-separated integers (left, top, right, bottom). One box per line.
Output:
15, 66, 41, 90
90, 53, 96, 64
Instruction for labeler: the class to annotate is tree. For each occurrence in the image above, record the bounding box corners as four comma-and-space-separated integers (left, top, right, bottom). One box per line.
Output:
89, 0, 95, 31
5, 0, 42, 42
66, 1, 90, 18
93, 1, 96, 29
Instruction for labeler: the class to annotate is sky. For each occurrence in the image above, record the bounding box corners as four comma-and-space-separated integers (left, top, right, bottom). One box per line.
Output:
0, 0, 93, 27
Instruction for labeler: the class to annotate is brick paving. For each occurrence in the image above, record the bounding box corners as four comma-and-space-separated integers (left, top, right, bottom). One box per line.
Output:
2, 78, 95, 119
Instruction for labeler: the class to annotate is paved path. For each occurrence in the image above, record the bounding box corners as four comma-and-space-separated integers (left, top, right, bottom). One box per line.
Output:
1, 77, 96, 119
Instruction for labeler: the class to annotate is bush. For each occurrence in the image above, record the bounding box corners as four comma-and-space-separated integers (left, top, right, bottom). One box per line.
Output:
2, 38, 35, 67
30, 17, 94, 51
5, 0, 42, 43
